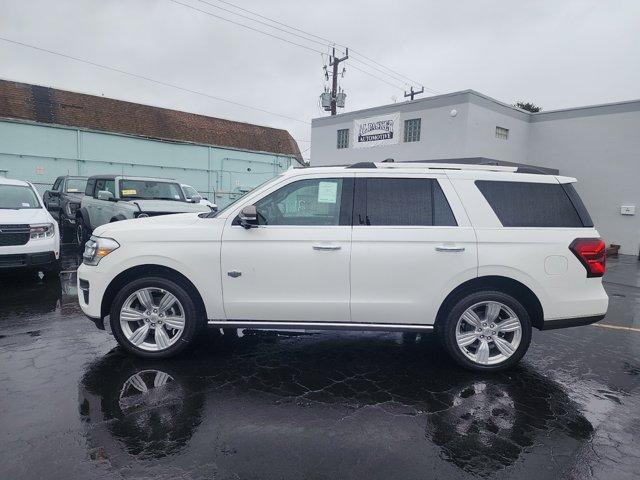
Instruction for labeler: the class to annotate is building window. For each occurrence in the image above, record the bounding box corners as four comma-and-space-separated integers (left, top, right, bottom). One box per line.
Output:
495, 126, 509, 140
404, 118, 421, 142
337, 129, 349, 149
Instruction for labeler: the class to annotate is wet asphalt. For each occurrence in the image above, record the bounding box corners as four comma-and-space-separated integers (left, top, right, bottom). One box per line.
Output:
1, 246, 639, 480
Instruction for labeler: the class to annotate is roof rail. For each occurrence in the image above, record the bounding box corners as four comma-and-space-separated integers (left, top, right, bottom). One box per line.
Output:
346, 162, 518, 172
378, 162, 518, 172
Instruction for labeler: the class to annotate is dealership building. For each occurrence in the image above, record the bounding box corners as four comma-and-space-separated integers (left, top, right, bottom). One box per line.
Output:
311, 90, 640, 255
0, 80, 302, 207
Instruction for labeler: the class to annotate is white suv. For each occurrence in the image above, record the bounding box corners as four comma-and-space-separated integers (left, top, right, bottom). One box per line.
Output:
77, 162, 608, 371
0, 177, 60, 274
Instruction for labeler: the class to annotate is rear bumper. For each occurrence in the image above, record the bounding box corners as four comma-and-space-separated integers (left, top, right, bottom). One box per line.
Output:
0, 251, 58, 269
541, 314, 606, 330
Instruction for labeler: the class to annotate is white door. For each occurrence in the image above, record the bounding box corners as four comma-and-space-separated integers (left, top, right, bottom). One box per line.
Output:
221, 175, 354, 322
350, 174, 478, 325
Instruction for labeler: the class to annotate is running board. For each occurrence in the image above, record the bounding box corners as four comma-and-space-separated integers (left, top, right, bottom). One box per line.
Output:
207, 320, 434, 332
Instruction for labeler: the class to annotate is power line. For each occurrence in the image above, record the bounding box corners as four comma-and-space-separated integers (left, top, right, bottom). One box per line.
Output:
194, 0, 331, 50
209, 0, 335, 46
349, 64, 405, 91
209, 0, 440, 93
171, 0, 439, 94
167, 0, 325, 54
0, 36, 311, 125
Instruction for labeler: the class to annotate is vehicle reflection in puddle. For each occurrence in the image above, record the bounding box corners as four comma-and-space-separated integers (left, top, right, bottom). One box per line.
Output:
79, 331, 593, 476
0, 243, 81, 322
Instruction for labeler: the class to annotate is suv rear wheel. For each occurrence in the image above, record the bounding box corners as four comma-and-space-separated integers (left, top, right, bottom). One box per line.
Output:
438, 291, 532, 372
111, 277, 201, 358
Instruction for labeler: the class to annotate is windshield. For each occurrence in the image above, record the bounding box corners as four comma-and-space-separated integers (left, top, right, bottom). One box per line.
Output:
207, 174, 284, 218
65, 178, 87, 193
119, 180, 185, 201
0, 184, 41, 209
182, 185, 199, 198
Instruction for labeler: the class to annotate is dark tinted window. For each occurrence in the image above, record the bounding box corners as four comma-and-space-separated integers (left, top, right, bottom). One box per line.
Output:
562, 183, 594, 227
361, 178, 457, 226
85, 179, 96, 196
476, 180, 586, 227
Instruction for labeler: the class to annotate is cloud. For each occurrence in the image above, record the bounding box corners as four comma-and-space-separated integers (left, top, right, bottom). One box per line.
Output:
1, 0, 639, 160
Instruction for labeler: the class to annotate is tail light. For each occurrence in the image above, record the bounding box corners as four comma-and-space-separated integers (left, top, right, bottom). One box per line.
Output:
570, 238, 606, 277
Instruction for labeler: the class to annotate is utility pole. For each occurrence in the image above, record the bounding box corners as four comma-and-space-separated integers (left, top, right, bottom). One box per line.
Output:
329, 47, 348, 115
404, 86, 424, 101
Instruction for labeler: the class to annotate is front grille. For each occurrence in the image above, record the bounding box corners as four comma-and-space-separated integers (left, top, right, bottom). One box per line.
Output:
0, 254, 27, 268
0, 224, 30, 246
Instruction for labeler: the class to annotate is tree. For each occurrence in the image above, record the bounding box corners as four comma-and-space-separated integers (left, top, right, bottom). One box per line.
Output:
514, 101, 542, 113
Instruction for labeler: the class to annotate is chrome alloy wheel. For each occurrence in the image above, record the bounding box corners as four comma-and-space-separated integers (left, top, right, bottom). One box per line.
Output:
455, 301, 522, 366
119, 287, 186, 352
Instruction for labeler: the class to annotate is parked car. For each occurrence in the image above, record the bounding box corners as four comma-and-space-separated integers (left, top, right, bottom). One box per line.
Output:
0, 177, 60, 275
77, 162, 608, 371
43, 175, 88, 241
180, 184, 217, 210
75, 175, 211, 249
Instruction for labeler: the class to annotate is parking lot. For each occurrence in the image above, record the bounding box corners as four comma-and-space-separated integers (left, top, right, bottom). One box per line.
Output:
0, 246, 639, 480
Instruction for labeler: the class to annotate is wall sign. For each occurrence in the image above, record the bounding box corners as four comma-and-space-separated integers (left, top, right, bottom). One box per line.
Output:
353, 112, 400, 148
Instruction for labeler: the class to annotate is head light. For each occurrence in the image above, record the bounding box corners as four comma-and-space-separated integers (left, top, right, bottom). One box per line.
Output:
30, 223, 54, 239
83, 236, 120, 266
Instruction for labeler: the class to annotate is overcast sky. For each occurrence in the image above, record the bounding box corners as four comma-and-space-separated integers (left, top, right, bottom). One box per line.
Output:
1, 0, 639, 159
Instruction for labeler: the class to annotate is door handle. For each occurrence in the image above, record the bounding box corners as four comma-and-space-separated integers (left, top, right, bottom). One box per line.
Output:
435, 245, 465, 252
313, 245, 342, 251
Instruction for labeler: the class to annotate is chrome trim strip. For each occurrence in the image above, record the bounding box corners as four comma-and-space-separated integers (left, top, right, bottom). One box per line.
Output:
207, 320, 434, 332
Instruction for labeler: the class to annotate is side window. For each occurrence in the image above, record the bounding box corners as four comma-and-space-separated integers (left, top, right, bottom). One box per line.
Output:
254, 178, 352, 226
104, 180, 116, 196
94, 179, 106, 198
52, 177, 63, 191
85, 179, 96, 197
358, 178, 457, 226
475, 180, 585, 227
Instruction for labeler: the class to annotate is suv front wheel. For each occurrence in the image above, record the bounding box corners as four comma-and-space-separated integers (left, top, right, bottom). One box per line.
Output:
438, 291, 532, 372
76, 216, 91, 251
111, 277, 201, 358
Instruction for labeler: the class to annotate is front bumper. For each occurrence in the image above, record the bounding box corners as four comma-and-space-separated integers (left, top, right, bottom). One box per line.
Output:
0, 251, 58, 269
77, 262, 110, 322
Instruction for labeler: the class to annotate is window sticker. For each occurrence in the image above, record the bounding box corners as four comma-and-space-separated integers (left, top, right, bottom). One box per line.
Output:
67, 188, 79, 192
317, 181, 338, 204
22, 202, 31, 207
121, 189, 137, 196
174, 194, 180, 199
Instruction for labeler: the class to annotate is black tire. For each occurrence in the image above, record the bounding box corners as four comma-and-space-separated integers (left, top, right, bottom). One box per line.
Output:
438, 290, 532, 372
110, 276, 202, 359
76, 216, 90, 251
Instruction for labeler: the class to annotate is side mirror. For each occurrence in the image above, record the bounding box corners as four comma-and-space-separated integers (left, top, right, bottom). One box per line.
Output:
190, 195, 202, 204
239, 205, 258, 229
97, 190, 115, 201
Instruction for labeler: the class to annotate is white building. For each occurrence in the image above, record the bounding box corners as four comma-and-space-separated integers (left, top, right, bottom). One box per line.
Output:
311, 90, 640, 255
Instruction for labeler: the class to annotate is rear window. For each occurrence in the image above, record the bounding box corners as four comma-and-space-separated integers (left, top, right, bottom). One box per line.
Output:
476, 180, 592, 227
